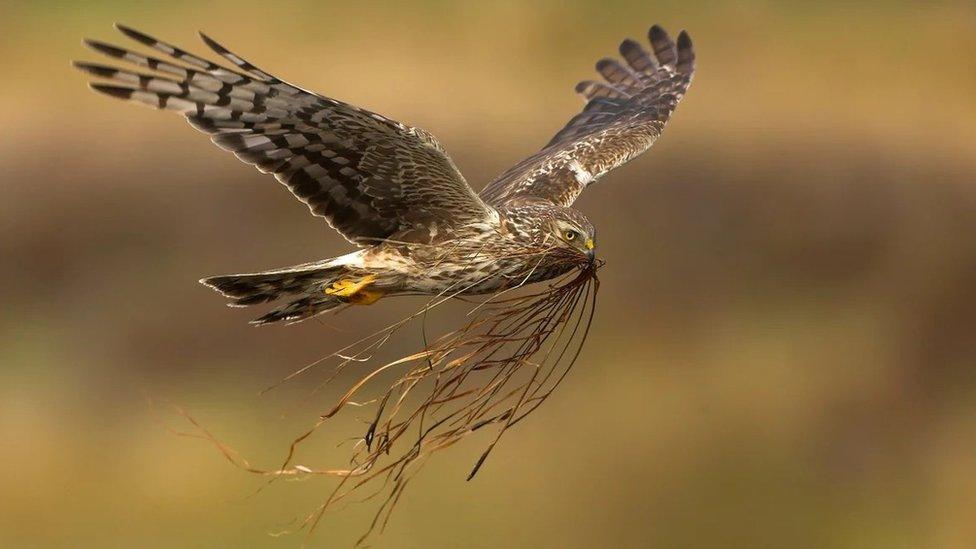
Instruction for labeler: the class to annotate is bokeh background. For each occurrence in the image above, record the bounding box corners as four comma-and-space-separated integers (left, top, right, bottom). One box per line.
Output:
3, 1, 976, 547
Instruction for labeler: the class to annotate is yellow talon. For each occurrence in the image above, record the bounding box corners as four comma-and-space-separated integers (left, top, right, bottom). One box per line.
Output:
324, 274, 384, 305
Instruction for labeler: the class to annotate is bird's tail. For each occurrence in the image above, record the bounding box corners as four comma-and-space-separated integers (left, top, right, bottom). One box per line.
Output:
200, 256, 372, 325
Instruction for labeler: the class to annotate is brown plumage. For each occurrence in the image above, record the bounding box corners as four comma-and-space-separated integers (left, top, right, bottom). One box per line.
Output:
75, 23, 694, 325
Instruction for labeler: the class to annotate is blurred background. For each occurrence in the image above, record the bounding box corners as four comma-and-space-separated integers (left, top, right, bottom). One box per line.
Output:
2, 1, 975, 547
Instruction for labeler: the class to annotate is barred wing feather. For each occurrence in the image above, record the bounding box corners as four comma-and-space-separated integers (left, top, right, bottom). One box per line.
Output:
76, 24, 491, 246
480, 25, 695, 208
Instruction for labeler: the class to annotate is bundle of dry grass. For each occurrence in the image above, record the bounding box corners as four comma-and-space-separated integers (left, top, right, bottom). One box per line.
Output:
171, 248, 602, 544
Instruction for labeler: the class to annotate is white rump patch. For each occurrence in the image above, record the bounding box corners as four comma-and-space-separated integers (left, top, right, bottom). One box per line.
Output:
328, 250, 366, 268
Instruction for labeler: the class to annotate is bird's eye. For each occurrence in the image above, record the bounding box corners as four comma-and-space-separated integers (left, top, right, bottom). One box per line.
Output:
563, 230, 578, 241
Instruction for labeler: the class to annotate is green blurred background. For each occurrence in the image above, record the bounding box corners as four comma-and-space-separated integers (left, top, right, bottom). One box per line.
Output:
2, 1, 975, 547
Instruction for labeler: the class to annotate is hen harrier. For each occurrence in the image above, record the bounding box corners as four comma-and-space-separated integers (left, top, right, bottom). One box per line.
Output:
76, 23, 694, 325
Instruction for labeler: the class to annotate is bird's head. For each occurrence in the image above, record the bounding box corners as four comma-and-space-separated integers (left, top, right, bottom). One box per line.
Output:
548, 207, 596, 262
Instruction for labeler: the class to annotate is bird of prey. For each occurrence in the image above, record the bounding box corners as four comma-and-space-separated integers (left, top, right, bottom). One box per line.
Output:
76, 24, 694, 325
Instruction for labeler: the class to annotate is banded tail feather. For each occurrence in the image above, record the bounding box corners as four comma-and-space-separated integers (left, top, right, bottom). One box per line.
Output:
201, 260, 356, 325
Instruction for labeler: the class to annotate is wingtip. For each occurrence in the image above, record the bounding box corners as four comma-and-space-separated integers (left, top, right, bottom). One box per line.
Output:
114, 22, 134, 37
73, 60, 114, 78
89, 82, 134, 100
675, 30, 695, 74
84, 38, 125, 58
618, 37, 641, 56
649, 24, 671, 41
115, 23, 154, 46
198, 31, 217, 48
198, 31, 229, 55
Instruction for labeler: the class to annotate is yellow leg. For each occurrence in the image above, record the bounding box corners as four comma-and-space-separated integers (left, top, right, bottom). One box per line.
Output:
324, 274, 384, 305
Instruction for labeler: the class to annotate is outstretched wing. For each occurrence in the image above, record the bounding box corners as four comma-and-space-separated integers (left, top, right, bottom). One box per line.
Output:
76, 25, 492, 245
480, 25, 694, 208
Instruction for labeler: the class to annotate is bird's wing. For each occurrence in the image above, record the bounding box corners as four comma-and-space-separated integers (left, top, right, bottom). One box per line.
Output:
479, 25, 694, 208
76, 25, 492, 246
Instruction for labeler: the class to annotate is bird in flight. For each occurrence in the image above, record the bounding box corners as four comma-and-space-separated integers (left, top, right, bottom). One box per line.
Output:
75, 23, 695, 325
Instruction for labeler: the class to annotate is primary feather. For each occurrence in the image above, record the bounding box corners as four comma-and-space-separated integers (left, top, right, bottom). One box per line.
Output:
480, 25, 695, 208
75, 23, 694, 325
78, 24, 492, 247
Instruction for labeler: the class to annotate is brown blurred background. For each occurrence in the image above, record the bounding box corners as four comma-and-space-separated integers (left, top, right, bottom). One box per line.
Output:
2, 1, 976, 547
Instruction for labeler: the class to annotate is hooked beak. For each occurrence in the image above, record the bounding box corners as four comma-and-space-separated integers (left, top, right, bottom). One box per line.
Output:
585, 238, 595, 262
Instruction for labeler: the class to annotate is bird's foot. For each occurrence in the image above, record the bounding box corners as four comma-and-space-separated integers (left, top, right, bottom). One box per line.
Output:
324, 274, 384, 305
